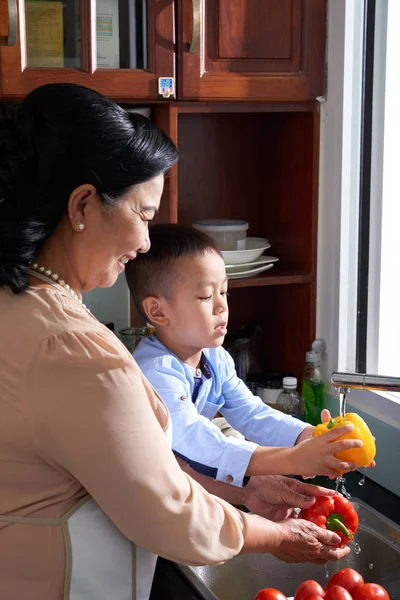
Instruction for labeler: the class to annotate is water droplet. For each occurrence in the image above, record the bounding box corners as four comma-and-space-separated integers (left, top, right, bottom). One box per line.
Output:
354, 542, 362, 554
324, 564, 330, 579
359, 466, 368, 486
369, 563, 374, 570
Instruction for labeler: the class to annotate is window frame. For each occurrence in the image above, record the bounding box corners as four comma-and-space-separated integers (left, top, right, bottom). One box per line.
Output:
317, 0, 400, 423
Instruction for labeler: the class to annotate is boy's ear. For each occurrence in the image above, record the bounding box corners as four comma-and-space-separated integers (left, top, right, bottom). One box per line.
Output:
141, 296, 169, 327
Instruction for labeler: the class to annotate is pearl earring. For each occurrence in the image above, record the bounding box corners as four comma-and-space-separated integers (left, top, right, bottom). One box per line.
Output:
77, 223, 85, 231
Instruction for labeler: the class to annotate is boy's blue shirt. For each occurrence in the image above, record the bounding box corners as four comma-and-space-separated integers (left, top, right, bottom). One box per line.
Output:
134, 334, 308, 487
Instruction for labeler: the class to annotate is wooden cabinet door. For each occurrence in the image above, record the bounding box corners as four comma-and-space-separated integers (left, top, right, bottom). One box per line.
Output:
178, 0, 327, 101
0, 0, 175, 99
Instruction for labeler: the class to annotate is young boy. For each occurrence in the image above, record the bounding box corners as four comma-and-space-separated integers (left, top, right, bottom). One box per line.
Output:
126, 224, 361, 487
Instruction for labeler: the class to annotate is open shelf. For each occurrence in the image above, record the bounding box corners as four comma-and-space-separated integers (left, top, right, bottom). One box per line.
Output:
174, 109, 318, 380
176, 102, 315, 114
177, 110, 317, 274
226, 283, 314, 380
228, 269, 311, 289
131, 104, 320, 382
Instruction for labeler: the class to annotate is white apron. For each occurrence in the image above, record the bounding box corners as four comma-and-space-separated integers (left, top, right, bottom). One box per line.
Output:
0, 423, 173, 600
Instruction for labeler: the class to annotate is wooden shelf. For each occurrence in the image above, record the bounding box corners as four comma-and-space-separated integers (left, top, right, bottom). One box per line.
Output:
228, 269, 312, 289
176, 102, 315, 114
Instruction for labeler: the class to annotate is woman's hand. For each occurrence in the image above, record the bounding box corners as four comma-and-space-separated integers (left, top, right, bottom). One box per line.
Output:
272, 517, 351, 564
240, 512, 350, 564
240, 475, 337, 521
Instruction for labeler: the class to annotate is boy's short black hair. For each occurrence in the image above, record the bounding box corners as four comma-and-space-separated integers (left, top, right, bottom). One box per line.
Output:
125, 223, 221, 322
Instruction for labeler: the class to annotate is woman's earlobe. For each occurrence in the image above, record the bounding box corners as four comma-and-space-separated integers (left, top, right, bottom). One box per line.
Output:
67, 184, 97, 227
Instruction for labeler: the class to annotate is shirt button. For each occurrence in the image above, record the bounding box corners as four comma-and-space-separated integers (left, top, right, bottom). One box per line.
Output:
180, 395, 187, 401
196, 368, 201, 377
224, 475, 234, 483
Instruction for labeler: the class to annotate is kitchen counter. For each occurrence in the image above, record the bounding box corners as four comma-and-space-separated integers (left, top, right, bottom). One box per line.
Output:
149, 472, 400, 599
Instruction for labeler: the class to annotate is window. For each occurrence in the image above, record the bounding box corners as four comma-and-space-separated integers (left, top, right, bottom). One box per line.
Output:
317, 0, 400, 410
336, 0, 400, 382
318, 0, 400, 496
362, 0, 400, 378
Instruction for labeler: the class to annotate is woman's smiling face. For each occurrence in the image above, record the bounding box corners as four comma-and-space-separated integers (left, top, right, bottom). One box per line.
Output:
74, 174, 164, 291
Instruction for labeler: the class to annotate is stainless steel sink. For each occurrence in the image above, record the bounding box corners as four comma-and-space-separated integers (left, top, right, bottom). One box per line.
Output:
177, 499, 400, 599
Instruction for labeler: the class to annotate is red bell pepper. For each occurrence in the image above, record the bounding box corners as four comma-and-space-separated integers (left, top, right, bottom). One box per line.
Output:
299, 495, 358, 547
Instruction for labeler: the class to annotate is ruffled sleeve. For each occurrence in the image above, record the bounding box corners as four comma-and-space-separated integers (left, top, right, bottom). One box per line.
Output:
25, 328, 244, 565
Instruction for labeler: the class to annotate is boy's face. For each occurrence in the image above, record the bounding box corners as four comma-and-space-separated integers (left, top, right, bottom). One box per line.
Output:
162, 250, 229, 352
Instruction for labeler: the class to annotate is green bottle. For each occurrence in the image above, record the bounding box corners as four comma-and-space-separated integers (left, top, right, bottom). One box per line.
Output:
302, 346, 324, 426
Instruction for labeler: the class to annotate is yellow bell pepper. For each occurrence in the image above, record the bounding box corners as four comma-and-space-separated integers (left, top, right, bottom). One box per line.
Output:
313, 413, 376, 472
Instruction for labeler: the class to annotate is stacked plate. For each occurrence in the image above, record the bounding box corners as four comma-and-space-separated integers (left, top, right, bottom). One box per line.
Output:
222, 237, 279, 279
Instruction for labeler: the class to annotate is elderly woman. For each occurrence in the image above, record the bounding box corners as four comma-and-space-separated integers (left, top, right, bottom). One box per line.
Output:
0, 84, 349, 600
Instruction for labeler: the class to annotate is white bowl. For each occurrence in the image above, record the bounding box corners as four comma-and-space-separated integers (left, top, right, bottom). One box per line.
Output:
221, 237, 270, 265
193, 219, 249, 251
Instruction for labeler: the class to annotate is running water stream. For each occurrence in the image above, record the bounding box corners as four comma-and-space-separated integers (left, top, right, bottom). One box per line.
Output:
332, 387, 368, 556
339, 388, 348, 418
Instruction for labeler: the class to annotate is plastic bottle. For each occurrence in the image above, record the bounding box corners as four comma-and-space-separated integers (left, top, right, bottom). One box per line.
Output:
276, 377, 303, 418
302, 340, 325, 425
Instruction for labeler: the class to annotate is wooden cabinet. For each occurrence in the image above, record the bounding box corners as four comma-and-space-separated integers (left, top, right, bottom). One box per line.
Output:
0, 1, 326, 101
178, 0, 327, 101
0, 0, 174, 99
0, 1, 326, 380
177, 104, 319, 379
130, 101, 320, 381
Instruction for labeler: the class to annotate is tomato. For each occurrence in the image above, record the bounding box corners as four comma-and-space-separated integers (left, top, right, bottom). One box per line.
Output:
325, 586, 353, 600
327, 568, 365, 593
254, 589, 288, 600
353, 583, 391, 600
294, 581, 326, 600
302, 596, 325, 600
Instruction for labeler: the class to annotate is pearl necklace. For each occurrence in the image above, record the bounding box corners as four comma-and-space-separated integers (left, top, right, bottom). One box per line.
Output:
28, 263, 92, 315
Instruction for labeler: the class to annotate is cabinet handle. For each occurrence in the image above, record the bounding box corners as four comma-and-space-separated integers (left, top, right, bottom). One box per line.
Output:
189, 0, 201, 53
6, 0, 17, 46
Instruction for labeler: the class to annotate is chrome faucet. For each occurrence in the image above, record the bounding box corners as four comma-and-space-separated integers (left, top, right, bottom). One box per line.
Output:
331, 372, 400, 393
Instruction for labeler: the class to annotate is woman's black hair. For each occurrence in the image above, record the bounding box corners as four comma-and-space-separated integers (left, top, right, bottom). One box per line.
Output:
0, 83, 178, 294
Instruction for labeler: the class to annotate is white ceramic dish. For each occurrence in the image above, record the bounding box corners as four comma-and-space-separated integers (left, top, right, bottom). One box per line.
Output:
221, 237, 270, 265
193, 218, 249, 251
225, 255, 279, 271
227, 263, 274, 280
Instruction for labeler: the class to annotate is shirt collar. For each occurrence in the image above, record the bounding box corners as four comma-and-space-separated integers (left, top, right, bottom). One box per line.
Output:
152, 334, 213, 380
198, 353, 213, 379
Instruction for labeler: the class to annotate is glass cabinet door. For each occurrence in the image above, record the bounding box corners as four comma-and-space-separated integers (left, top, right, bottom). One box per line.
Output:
96, 0, 147, 70
25, 0, 81, 68
0, 0, 173, 99
24, 0, 147, 69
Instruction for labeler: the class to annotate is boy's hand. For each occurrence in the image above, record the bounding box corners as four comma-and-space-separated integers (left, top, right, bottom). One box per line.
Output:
321, 409, 375, 469
294, 409, 332, 445
296, 409, 375, 478
291, 422, 362, 476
